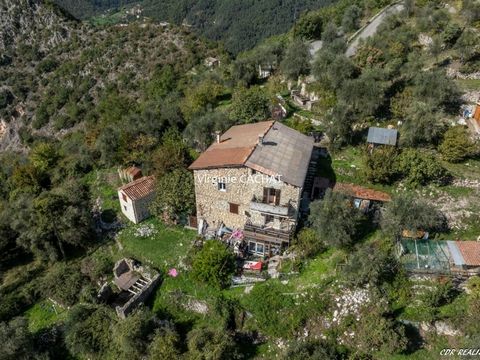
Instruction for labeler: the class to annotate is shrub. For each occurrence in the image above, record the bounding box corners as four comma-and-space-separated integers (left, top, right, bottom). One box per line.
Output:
439, 126, 477, 163
309, 189, 364, 249
364, 146, 399, 184
41, 263, 88, 307
294, 227, 325, 258
396, 148, 447, 187
191, 240, 236, 289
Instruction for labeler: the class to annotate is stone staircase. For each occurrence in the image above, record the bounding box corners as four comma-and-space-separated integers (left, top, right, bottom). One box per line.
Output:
300, 146, 324, 215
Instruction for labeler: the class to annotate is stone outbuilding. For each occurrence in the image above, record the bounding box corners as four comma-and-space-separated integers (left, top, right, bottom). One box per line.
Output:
118, 176, 156, 224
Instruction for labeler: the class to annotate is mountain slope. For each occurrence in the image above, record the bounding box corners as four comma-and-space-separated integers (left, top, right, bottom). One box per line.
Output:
0, 0, 215, 151
53, 0, 338, 53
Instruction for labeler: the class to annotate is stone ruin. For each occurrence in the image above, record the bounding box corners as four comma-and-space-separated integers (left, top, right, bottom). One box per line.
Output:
112, 258, 161, 319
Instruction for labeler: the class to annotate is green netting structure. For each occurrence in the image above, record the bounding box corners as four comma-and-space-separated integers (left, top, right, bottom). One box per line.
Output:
399, 239, 451, 273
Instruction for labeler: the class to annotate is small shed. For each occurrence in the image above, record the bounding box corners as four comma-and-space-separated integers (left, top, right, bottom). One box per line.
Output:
448, 241, 480, 270
367, 127, 398, 146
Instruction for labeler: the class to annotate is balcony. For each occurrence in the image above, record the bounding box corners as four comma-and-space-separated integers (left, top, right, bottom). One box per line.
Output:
244, 222, 293, 245
249, 197, 291, 217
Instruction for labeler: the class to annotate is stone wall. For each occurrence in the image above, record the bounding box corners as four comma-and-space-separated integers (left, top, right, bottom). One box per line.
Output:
193, 166, 302, 230
115, 273, 162, 319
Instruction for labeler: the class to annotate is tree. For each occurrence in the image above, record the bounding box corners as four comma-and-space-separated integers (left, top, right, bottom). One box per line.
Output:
321, 22, 339, 45
295, 12, 323, 40
0, 317, 35, 360
151, 168, 195, 223
181, 79, 224, 121
313, 51, 357, 90
64, 305, 115, 359
30, 142, 60, 171
294, 227, 325, 258
364, 146, 399, 184
400, 102, 447, 147
191, 240, 236, 289
112, 309, 157, 359
343, 242, 398, 286
229, 86, 270, 124
462, 0, 480, 24
151, 129, 191, 177
439, 126, 477, 163
309, 189, 364, 249
41, 263, 88, 306
282, 339, 340, 360
148, 327, 181, 360
11, 181, 94, 262
325, 104, 357, 148
145, 65, 177, 101
184, 110, 234, 151
396, 148, 447, 187
186, 326, 240, 360
342, 5, 362, 33
455, 28, 479, 63
413, 71, 460, 111
350, 303, 408, 357
280, 40, 311, 80
380, 193, 444, 239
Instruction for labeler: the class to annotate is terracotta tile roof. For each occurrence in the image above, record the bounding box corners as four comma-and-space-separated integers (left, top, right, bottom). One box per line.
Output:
188, 120, 314, 187
474, 103, 480, 122
455, 241, 480, 266
189, 121, 274, 170
126, 166, 142, 178
333, 183, 391, 202
119, 176, 156, 201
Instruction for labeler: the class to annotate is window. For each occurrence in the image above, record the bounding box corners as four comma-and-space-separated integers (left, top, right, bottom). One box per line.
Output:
123, 205, 127, 211
229, 203, 239, 214
263, 187, 281, 205
248, 241, 265, 255
122, 193, 127, 202
218, 182, 226, 191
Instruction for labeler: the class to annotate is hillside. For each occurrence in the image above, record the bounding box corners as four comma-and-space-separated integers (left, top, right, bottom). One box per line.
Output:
53, 0, 338, 53
0, 0, 217, 152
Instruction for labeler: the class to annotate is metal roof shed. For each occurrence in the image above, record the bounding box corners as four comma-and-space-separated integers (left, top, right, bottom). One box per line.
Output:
367, 127, 398, 146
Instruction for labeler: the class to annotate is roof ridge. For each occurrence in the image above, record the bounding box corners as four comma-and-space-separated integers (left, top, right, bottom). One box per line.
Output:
119, 175, 155, 191
242, 120, 276, 166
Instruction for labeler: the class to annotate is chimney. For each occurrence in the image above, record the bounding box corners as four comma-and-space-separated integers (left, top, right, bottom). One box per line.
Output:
215, 131, 221, 143
258, 134, 264, 145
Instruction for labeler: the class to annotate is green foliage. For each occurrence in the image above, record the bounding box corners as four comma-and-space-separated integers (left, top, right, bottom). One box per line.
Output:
0, 89, 13, 109
244, 281, 296, 337
343, 242, 398, 286
184, 110, 233, 151
148, 327, 181, 359
41, 262, 88, 306
282, 339, 340, 359
112, 309, 157, 359
181, 79, 224, 121
295, 11, 323, 40
151, 129, 192, 177
186, 325, 241, 360
380, 193, 444, 239
280, 40, 311, 80
151, 168, 195, 223
342, 5, 362, 33
396, 148, 447, 187
364, 146, 399, 184
0, 317, 35, 360
80, 248, 114, 282
400, 102, 447, 147
145, 65, 177, 101
309, 189, 364, 249
229, 86, 270, 124
349, 303, 408, 357
64, 304, 115, 359
439, 126, 477, 163
294, 227, 326, 258
191, 240, 236, 289
30, 143, 60, 171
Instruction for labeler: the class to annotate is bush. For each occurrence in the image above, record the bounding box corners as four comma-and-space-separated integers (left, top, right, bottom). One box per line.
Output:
439, 126, 477, 163
309, 189, 364, 249
191, 240, 236, 289
364, 146, 399, 184
41, 263, 88, 307
396, 148, 447, 187
294, 228, 325, 258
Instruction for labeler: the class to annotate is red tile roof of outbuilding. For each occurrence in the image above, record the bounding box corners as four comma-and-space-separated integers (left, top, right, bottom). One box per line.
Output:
119, 176, 156, 201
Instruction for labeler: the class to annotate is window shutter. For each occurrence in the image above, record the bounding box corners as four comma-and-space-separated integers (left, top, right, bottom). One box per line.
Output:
263, 188, 268, 203
275, 189, 281, 205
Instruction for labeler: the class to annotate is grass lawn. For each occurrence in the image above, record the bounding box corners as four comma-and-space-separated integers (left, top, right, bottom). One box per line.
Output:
83, 168, 122, 215
25, 300, 67, 333
117, 218, 196, 269
456, 78, 480, 92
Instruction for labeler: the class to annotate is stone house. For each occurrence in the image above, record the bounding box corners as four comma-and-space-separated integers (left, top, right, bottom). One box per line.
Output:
118, 176, 156, 224
189, 120, 314, 256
